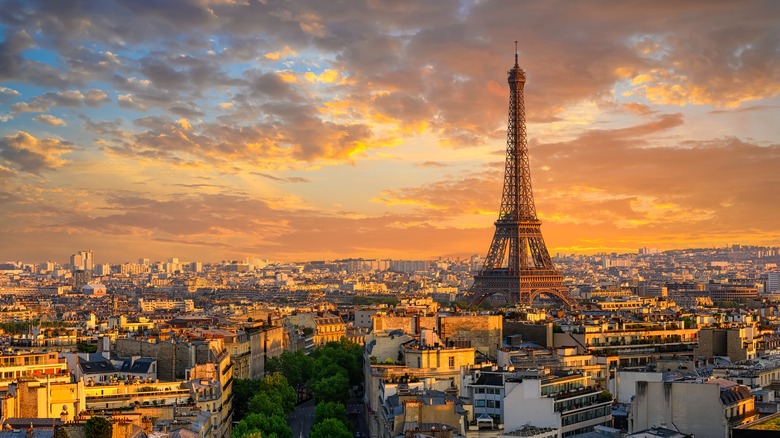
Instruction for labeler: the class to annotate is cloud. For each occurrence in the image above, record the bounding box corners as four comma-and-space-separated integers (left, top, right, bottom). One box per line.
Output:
417, 161, 447, 168
11, 100, 50, 113
0, 29, 35, 80
621, 102, 656, 116
709, 105, 778, 115
10, 89, 110, 114
0, 86, 20, 104
0, 131, 73, 174
33, 114, 68, 126
264, 46, 296, 60
252, 172, 311, 183
0, 163, 15, 179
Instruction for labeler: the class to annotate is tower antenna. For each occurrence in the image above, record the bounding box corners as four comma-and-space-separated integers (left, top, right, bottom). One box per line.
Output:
514, 41, 518, 66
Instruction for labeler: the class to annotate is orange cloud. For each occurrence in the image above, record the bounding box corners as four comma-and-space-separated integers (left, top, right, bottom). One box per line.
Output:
0, 131, 73, 174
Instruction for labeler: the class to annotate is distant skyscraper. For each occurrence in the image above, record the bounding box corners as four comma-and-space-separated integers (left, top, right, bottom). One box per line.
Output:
469, 46, 574, 308
69, 250, 93, 272
69, 253, 82, 271
72, 269, 90, 291
767, 272, 780, 294
95, 263, 111, 276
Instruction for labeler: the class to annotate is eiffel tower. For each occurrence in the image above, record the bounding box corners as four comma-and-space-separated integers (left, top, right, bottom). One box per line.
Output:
470, 45, 575, 309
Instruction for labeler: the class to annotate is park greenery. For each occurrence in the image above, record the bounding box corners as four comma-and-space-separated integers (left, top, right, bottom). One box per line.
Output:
0, 320, 68, 334
232, 373, 296, 438
233, 339, 364, 438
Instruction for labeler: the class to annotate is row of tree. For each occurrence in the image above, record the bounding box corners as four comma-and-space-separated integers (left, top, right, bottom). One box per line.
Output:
267, 338, 363, 404
232, 339, 364, 438
232, 373, 297, 438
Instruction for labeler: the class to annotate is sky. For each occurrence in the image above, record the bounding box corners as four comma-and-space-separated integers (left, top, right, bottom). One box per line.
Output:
1, 0, 779, 265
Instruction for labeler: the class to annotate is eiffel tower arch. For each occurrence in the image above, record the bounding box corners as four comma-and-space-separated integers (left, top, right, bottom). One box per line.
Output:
470, 45, 576, 310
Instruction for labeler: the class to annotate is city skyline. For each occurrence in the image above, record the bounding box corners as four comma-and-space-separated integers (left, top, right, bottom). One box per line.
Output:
1, 0, 779, 263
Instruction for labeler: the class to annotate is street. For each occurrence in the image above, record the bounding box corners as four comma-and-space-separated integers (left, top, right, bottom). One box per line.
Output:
288, 399, 315, 438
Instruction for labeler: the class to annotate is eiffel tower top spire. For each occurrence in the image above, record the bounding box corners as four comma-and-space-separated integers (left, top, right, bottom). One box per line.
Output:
501, 41, 535, 227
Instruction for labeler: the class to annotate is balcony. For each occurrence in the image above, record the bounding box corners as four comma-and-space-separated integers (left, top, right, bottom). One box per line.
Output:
554, 387, 613, 414
554, 386, 602, 401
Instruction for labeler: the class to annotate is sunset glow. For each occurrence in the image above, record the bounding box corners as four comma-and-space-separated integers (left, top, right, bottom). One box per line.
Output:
0, 0, 778, 263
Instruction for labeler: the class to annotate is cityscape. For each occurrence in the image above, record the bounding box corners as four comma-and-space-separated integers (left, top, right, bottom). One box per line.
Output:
2, 1, 780, 438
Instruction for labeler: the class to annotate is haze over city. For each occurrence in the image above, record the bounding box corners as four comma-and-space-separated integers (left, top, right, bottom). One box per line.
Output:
1, 0, 779, 264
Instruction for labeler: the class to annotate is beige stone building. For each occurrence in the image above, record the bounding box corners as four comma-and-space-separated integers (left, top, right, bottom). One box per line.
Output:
1, 379, 85, 421
629, 379, 758, 437
696, 326, 758, 362
313, 313, 346, 346
438, 315, 502, 358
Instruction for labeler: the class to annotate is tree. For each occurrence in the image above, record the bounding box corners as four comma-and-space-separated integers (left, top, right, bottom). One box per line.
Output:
309, 418, 352, 438
53, 426, 70, 438
314, 401, 349, 428
312, 339, 363, 386
233, 413, 292, 438
248, 391, 286, 418
258, 372, 296, 414
311, 373, 350, 404
77, 341, 97, 353
311, 356, 349, 382
84, 417, 112, 438
266, 350, 314, 390
233, 378, 263, 421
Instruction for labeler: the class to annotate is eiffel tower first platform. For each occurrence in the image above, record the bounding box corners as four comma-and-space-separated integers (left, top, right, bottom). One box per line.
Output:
470, 45, 576, 309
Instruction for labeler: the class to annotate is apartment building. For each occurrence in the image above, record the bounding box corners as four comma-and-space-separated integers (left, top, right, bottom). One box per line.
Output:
460, 367, 612, 437
630, 379, 758, 437
0, 350, 70, 393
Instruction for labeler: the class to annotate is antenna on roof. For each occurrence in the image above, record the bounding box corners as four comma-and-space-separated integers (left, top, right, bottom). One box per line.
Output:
514, 41, 519, 66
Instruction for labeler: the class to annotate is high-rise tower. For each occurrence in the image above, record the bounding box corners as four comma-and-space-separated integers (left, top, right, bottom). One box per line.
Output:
470, 45, 575, 308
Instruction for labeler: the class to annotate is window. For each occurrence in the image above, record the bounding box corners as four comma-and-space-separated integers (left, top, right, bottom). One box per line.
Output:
475, 400, 485, 407
449, 357, 455, 368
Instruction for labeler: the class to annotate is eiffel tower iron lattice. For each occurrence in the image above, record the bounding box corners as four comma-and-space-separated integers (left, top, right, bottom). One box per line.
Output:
470, 45, 576, 309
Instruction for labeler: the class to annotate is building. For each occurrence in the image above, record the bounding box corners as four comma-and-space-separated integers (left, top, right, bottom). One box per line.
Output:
139, 298, 195, 313
0, 351, 70, 394
554, 321, 698, 367
460, 367, 612, 437
83, 379, 190, 410
1, 379, 86, 421
313, 313, 346, 346
706, 283, 759, 301
248, 324, 284, 379
629, 379, 758, 437
70, 250, 94, 272
186, 346, 233, 438
402, 330, 476, 372
381, 387, 465, 437
438, 315, 503, 358
355, 309, 378, 330
767, 272, 780, 294
62, 352, 119, 384
696, 326, 758, 362
82, 283, 107, 298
